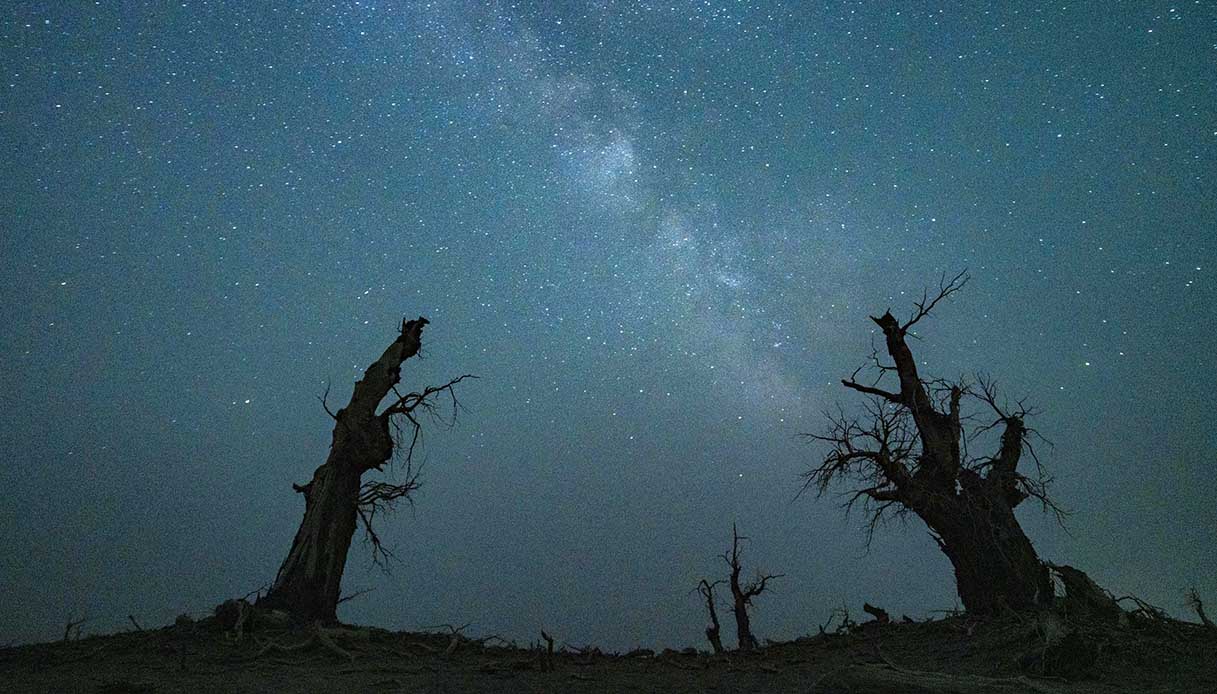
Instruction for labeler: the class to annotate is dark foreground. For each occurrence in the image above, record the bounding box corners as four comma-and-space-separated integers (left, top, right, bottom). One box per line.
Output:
2, 610, 1214, 693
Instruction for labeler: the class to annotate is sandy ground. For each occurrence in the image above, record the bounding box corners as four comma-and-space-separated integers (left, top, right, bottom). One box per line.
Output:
2, 612, 1214, 693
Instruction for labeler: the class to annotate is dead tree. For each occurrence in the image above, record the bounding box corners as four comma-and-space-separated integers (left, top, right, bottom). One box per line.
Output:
801, 272, 1059, 615
721, 523, 782, 651
257, 317, 473, 624
696, 579, 725, 654
1187, 588, 1215, 630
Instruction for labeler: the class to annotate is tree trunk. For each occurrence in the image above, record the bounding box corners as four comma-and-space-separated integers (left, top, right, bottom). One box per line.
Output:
698, 580, 725, 654
872, 306, 1050, 614
732, 597, 757, 651
918, 477, 1052, 613
705, 623, 724, 654
258, 318, 427, 623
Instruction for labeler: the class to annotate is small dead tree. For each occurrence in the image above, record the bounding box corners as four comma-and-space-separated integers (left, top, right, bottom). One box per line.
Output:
1187, 588, 1215, 630
696, 579, 725, 654
801, 272, 1060, 615
721, 523, 782, 651
257, 317, 473, 624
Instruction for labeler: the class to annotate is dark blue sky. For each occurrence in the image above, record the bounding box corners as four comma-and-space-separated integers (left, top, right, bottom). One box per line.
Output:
2, 1, 1214, 649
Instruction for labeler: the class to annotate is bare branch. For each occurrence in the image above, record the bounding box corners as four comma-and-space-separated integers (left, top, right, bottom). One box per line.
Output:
380, 374, 478, 418
337, 587, 376, 606
352, 372, 474, 568
841, 376, 903, 405
317, 381, 338, 420
1187, 588, 1215, 630
63, 615, 90, 642
966, 374, 1064, 519
799, 399, 916, 509
356, 473, 425, 569
743, 570, 785, 600
901, 269, 969, 333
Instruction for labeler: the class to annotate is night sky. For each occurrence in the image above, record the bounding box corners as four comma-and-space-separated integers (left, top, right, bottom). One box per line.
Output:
2, 2, 1215, 650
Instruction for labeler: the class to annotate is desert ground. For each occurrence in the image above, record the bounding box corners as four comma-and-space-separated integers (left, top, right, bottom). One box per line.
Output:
3, 604, 1213, 693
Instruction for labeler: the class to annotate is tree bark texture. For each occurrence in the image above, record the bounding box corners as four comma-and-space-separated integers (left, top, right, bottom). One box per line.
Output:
258, 318, 428, 623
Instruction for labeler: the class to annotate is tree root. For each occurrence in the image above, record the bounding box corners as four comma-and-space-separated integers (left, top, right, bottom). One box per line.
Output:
314, 625, 354, 662
403, 640, 440, 654
251, 623, 354, 663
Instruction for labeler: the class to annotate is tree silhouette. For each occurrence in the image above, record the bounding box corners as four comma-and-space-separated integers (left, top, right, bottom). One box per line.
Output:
801, 272, 1059, 614
700, 523, 782, 651
258, 317, 473, 624
695, 579, 725, 654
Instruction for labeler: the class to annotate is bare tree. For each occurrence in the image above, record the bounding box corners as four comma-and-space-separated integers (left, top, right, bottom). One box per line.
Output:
801, 272, 1058, 614
1187, 588, 1215, 630
696, 579, 725, 654
721, 523, 782, 651
257, 317, 473, 624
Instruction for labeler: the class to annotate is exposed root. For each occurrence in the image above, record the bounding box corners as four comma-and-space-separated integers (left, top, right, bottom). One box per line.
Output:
251, 623, 355, 663
313, 624, 355, 663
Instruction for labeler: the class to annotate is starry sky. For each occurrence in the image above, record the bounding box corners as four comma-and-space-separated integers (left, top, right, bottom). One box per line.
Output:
1, 1, 1215, 650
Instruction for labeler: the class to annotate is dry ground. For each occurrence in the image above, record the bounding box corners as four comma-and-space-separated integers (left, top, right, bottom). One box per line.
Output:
2, 610, 1214, 693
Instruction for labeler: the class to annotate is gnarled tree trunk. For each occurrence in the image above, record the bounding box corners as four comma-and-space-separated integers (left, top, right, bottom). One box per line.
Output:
921, 481, 1052, 613
258, 318, 427, 624
872, 308, 1050, 613
808, 274, 1056, 615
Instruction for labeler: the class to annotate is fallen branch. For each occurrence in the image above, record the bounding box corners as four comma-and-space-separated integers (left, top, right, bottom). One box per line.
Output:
422, 622, 472, 657
863, 603, 891, 625
1115, 595, 1173, 627
127, 615, 143, 632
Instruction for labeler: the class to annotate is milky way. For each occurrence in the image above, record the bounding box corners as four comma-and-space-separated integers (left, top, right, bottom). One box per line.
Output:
1, 2, 1214, 649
